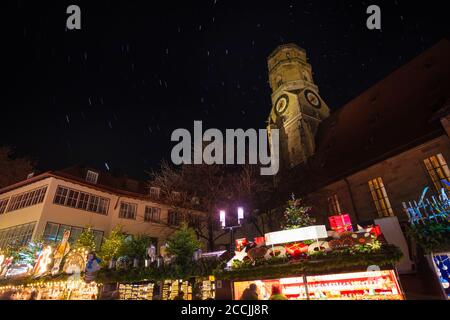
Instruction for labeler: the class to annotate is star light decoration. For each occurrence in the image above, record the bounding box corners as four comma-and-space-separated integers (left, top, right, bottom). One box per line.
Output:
226, 247, 248, 269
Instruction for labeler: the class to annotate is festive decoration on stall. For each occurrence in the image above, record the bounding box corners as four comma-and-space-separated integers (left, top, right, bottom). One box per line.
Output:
282, 194, 315, 230
5, 263, 32, 278
265, 225, 328, 246
52, 230, 71, 275
254, 237, 265, 247
329, 214, 353, 233
264, 246, 287, 259
84, 252, 101, 283
116, 256, 132, 270
235, 238, 248, 252
99, 226, 127, 267
285, 242, 309, 259
307, 241, 331, 254
0, 255, 13, 278
32, 246, 53, 277
74, 227, 97, 251
329, 231, 375, 250
247, 246, 268, 261
226, 248, 248, 269
160, 244, 172, 264
403, 186, 450, 253
63, 248, 88, 274
146, 244, 156, 263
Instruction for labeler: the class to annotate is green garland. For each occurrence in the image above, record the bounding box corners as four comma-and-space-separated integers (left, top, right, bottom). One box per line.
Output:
406, 220, 450, 253
214, 244, 403, 281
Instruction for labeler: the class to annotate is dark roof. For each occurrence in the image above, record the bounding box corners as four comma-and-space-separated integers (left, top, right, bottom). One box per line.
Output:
0, 165, 152, 200
284, 39, 450, 192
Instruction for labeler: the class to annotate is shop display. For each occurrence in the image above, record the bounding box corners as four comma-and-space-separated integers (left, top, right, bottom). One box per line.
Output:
306, 270, 403, 300
119, 282, 154, 300
161, 279, 193, 300
431, 252, 450, 300
233, 270, 403, 300
195, 276, 216, 300
0, 280, 99, 300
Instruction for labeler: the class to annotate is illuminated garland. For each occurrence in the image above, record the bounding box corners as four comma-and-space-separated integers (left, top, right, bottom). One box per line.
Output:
214, 244, 403, 281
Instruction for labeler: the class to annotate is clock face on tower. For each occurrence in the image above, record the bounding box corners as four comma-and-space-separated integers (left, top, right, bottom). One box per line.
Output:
304, 89, 321, 108
275, 95, 289, 114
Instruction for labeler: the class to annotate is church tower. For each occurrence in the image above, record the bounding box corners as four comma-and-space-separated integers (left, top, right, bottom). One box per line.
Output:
267, 44, 330, 171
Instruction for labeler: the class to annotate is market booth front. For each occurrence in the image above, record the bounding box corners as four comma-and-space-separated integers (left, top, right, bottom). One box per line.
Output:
215, 222, 405, 300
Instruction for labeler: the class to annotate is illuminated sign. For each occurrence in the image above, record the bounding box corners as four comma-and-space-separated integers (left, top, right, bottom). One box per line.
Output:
264, 225, 328, 246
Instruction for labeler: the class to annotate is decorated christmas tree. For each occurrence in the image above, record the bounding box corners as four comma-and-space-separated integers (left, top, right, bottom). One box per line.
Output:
282, 194, 316, 230
74, 227, 97, 252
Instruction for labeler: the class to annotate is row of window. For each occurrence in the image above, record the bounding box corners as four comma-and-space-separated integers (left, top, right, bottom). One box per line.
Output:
43, 222, 104, 249
54, 186, 109, 215
0, 222, 36, 249
328, 153, 450, 218
0, 186, 47, 214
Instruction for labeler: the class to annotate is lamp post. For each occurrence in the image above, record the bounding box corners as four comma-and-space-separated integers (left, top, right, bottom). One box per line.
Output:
220, 207, 244, 253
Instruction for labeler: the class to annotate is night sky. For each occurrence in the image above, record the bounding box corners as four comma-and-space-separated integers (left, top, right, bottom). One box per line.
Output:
4, 0, 449, 180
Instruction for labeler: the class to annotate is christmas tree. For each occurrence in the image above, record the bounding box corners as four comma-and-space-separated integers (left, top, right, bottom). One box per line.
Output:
74, 227, 97, 252
282, 194, 316, 230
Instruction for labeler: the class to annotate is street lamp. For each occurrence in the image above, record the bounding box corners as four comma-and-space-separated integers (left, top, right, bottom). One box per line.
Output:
220, 207, 244, 253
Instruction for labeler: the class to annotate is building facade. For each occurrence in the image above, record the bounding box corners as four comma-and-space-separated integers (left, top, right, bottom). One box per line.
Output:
0, 166, 203, 251
266, 39, 450, 298
268, 39, 450, 225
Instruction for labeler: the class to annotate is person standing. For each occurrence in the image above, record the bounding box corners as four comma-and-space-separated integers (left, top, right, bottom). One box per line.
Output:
240, 283, 259, 300
269, 285, 287, 300
173, 291, 185, 300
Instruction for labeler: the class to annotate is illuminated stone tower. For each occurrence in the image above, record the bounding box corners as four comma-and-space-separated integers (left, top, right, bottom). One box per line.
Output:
267, 44, 330, 171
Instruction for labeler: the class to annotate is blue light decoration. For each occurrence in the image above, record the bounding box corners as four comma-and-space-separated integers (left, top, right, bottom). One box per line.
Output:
402, 181, 450, 225
402, 182, 450, 300
432, 253, 450, 299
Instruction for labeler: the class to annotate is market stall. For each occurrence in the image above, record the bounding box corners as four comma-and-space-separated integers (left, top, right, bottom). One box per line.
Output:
216, 220, 405, 300
0, 279, 100, 300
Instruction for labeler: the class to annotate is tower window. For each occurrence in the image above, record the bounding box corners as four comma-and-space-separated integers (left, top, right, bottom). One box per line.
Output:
423, 153, 450, 191
327, 194, 342, 215
368, 177, 394, 217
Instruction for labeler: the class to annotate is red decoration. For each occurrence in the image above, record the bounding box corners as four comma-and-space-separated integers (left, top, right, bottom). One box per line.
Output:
235, 238, 248, 252
254, 237, 265, 246
368, 225, 382, 237
285, 242, 309, 259
329, 214, 353, 233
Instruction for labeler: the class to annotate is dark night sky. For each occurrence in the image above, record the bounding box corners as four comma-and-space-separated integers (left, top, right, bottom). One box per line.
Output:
4, 0, 449, 180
